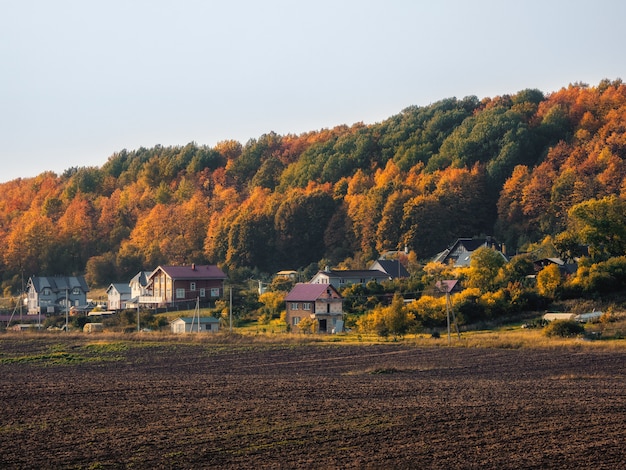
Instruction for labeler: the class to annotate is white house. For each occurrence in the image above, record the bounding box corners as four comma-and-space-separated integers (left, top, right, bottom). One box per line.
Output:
170, 317, 220, 334
106, 283, 132, 311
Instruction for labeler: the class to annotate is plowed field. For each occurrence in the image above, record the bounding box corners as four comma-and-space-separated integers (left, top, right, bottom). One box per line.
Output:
1, 336, 626, 469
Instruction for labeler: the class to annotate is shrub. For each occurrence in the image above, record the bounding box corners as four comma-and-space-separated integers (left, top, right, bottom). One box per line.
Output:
543, 319, 585, 338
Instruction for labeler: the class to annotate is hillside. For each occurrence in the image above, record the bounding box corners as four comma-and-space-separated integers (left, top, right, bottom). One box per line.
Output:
1, 79, 625, 291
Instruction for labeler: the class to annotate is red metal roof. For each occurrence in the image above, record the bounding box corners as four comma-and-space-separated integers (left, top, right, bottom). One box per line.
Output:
285, 283, 341, 302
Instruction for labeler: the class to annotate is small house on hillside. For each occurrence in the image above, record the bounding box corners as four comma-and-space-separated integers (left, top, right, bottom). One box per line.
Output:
369, 259, 409, 279
285, 283, 343, 333
106, 283, 132, 311
142, 264, 227, 307
533, 258, 578, 276
170, 316, 219, 334
432, 237, 507, 267
26, 275, 89, 316
434, 279, 462, 295
310, 268, 390, 289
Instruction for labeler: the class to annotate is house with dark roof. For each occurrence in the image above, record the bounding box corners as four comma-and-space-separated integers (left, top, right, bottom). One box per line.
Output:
143, 264, 227, 307
310, 268, 391, 289
106, 283, 132, 311
369, 259, 410, 279
533, 258, 578, 276
26, 275, 90, 315
285, 283, 343, 333
432, 237, 507, 267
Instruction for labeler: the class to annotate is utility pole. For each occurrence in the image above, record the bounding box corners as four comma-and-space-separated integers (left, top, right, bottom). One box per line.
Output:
229, 287, 233, 332
65, 288, 69, 333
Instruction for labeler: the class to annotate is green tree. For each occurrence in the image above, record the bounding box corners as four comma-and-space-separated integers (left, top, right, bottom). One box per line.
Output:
565, 196, 626, 261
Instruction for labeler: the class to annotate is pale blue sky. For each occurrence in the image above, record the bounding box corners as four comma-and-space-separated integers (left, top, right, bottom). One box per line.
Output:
1, 0, 624, 182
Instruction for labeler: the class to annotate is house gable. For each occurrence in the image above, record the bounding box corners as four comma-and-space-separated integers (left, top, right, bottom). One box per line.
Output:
433, 237, 507, 267
369, 260, 409, 279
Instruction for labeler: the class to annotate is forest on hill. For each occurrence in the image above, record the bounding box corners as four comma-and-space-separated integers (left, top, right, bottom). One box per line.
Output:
1, 79, 625, 295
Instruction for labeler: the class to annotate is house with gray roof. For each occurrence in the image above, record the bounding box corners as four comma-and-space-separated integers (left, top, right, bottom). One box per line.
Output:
285, 283, 343, 333
106, 283, 132, 311
310, 267, 391, 289
432, 237, 507, 267
170, 316, 220, 333
369, 259, 410, 279
26, 275, 90, 315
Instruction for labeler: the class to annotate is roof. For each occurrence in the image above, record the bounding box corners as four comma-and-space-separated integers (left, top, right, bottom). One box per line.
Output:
29, 276, 89, 293
317, 269, 390, 280
151, 265, 227, 281
432, 237, 506, 266
285, 283, 341, 302
370, 260, 410, 278
435, 280, 459, 293
130, 271, 153, 286
106, 283, 132, 295
171, 316, 220, 324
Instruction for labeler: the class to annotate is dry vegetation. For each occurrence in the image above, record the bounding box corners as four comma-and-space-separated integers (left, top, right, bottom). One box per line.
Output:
1, 330, 626, 469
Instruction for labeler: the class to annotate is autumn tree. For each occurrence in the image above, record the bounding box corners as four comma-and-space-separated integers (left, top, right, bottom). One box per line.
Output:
465, 246, 506, 294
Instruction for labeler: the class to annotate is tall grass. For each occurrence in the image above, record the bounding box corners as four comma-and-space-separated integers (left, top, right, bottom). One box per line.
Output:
2, 325, 626, 350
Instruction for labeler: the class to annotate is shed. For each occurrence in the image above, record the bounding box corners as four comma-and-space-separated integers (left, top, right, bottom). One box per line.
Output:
575, 311, 603, 323
83, 323, 104, 333
543, 312, 576, 322
170, 316, 219, 334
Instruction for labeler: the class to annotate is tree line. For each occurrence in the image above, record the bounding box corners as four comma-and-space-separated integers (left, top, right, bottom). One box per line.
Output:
1, 79, 625, 296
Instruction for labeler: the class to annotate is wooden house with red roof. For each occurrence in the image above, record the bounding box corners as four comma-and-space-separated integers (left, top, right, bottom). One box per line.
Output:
142, 264, 227, 307
285, 283, 343, 333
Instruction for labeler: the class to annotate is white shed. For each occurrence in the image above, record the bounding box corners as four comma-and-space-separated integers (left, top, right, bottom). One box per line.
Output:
170, 317, 219, 334
543, 312, 576, 322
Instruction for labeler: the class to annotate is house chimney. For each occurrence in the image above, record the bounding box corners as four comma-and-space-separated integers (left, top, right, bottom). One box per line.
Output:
191, 263, 196, 271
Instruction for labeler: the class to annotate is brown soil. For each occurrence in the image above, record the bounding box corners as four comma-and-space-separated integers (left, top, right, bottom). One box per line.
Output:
1, 336, 626, 469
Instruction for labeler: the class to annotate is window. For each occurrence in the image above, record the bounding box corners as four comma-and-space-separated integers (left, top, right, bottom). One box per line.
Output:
176, 288, 185, 299
291, 303, 299, 310
190, 282, 196, 291
200, 288, 206, 297
72, 287, 81, 295
292, 317, 300, 325
43, 288, 51, 295
210, 288, 220, 297
303, 303, 311, 311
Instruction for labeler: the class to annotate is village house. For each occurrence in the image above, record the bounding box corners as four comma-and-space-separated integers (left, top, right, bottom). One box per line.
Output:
141, 264, 227, 307
368, 259, 410, 279
285, 283, 343, 333
310, 267, 391, 289
106, 283, 132, 311
170, 316, 220, 333
432, 237, 507, 267
26, 275, 90, 316
127, 271, 153, 307
533, 258, 578, 276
